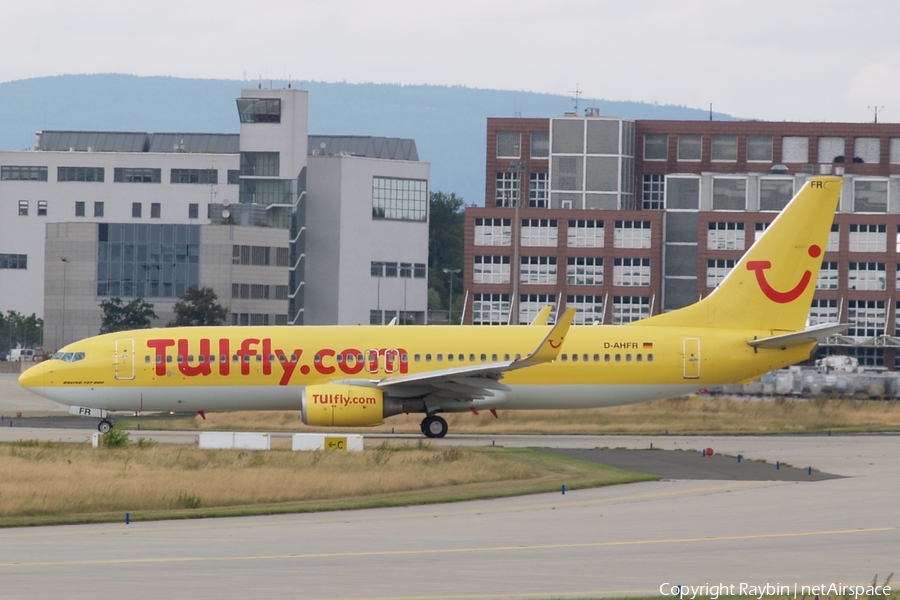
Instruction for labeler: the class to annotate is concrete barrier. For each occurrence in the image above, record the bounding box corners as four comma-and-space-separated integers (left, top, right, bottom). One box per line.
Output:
199, 432, 270, 450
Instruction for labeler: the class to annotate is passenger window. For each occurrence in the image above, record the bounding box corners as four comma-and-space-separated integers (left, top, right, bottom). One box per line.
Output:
414, 354, 421, 362
220, 355, 228, 363
448, 354, 454, 362
572, 354, 578, 362
561, 354, 567, 361
177, 355, 184, 363
167, 355, 173, 363
426, 354, 432, 362
279, 354, 287, 363
357, 353, 364, 363
504, 354, 510, 361
648, 353, 654, 362
144, 356, 151, 363
583, 354, 588, 362
604, 354, 610, 362
469, 354, 475, 362
637, 354, 643, 362
187, 355, 194, 362
268, 354, 276, 362
232, 355, 239, 363
290, 354, 298, 363
626, 354, 632, 362
244, 355, 251, 363
492, 354, 498, 361
459, 354, 464, 361
437, 354, 443, 361
515, 353, 521, 360
615, 354, 621, 362
481, 354, 487, 361
336, 354, 344, 363
593, 354, 599, 362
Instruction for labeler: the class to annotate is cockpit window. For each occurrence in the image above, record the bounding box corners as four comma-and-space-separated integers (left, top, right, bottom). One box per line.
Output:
52, 351, 86, 363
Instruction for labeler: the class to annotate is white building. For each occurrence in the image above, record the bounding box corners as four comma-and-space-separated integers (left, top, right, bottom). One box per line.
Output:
0, 88, 430, 349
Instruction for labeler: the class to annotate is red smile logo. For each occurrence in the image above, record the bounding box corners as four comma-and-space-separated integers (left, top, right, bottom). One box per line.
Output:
746, 245, 820, 304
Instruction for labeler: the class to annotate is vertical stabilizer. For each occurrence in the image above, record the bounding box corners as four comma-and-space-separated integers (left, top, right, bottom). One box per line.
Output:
633, 176, 842, 332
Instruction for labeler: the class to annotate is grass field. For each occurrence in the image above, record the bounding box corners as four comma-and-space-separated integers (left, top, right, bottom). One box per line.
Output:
0, 441, 654, 527
120, 396, 900, 436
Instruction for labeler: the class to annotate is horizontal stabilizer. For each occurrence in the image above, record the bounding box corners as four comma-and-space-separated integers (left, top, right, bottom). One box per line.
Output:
747, 323, 847, 350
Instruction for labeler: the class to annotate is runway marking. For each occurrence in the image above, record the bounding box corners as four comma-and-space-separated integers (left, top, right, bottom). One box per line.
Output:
0, 526, 893, 568
0, 480, 768, 540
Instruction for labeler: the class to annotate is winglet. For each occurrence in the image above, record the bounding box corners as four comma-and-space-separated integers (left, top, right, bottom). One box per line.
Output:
530, 306, 553, 326
517, 307, 576, 366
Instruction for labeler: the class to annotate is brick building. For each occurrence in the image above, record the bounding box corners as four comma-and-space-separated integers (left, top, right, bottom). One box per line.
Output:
464, 115, 900, 368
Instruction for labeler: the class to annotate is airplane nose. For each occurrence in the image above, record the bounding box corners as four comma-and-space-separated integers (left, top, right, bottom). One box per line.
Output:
19, 362, 47, 392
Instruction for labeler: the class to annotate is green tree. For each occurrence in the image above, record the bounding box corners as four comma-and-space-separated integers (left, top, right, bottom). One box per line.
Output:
168, 286, 228, 327
428, 191, 465, 310
99, 298, 158, 334
1, 311, 45, 350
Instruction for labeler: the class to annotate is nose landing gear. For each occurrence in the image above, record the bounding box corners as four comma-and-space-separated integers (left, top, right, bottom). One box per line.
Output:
98, 419, 114, 433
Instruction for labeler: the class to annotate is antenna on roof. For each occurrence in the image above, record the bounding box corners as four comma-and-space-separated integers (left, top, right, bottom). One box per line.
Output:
709, 103, 713, 121
258, 76, 262, 90
288, 75, 292, 89
569, 84, 582, 115
869, 105, 885, 123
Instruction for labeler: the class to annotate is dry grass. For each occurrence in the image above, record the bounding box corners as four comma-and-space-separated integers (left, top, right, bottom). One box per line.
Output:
0, 441, 650, 525
127, 396, 900, 436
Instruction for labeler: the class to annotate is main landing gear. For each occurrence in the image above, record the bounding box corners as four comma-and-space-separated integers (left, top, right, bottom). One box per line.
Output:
98, 419, 114, 433
421, 415, 448, 439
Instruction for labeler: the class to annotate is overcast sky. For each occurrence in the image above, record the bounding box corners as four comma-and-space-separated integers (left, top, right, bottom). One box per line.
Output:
3, 0, 899, 122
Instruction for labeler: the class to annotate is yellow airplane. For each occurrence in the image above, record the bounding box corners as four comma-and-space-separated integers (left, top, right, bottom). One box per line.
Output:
20, 177, 845, 438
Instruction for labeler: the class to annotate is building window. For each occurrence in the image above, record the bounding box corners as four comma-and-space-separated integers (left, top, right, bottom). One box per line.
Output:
612, 296, 650, 324
239, 179, 293, 206
665, 176, 700, 210
275, 285, 289, 300
372, 177, 427, 221
227, 169, 240, 184
414, 263, 426, 278
249, 314, 269, 326
384, 262, 398, 277
711, 135, 737, 161
150, 203, 161, 219
473, 255, 510, 284
251, 246, 271, 266
759, 178, 793, 211
521, 219, 558, 247
240, 152, 280, 177
132, 203, 142, 218
58, 166, 104, 182
817, 262, 839, 290
370, 261, 383, 277
712, 177, 746, 210
251, 284, 270, 299
854, 137, 880, 164
848, 262, 886, 291
529, 172, 549, 208
94, 202, 104, 217
236, 98, 281, 123
567, 219, 604, 248
566, 257, 603, 285
96, 223, 200, 298
754, 222, 771, 242
399, 263, 412, 278
642, 174, 665, 210
530, 132, 549, 158
828, 224, 839, 252
613, 258, 651, 287
567, 294, 603, 324
853, 179, 888, 212
0, 254, 27, 269
472, 293, 509, 325
677, 135, 702, 161
643, 134, 668, 160
706, 259, 736, 288
520, 256, 557, 285
747, 136, 773, 162
1, 166, 47, 181
818, 137, 845, 163
474, 218, 511, 246
782, 136, 809, 163
495, 171, 520, 207
707, 222, 745, 250
171, 169, 218, 184
114, 168, 161, 183
519, 294, 555, 325
17, 200, 28, 216
496, 132, 521, 158
847, 300, 885, 339
276, 247, 290, 267
75, 201, 85, 217
188, 203, 199, 219
809, 299, 839, 326
613, 220, 651, 248
849, 224, 886, 252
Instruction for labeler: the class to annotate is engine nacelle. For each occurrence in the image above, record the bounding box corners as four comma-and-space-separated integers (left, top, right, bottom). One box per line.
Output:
301, 384, 385, 427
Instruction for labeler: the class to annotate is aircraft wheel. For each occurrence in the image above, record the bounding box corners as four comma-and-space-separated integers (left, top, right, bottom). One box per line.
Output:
421, 415, 448, 439
98, 420, 113, 433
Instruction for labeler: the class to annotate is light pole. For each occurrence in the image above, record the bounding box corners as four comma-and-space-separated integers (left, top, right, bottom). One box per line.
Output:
60, 257, 69, 350
508, 161, 526, 325
442, 268, 461, 324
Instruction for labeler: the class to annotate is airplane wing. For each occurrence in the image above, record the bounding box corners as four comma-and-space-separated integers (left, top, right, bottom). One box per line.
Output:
747, 323, 847, 350
373, 308, 576, 405
529, 305, 553, 326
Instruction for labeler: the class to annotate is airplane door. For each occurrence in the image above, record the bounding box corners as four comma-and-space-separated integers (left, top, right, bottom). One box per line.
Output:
683, 338, 700, 379
365, 349, 380, 374
115, 339, 136, 381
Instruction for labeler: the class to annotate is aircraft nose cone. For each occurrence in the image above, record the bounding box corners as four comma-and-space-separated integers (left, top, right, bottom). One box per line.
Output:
19, 362, 46, 393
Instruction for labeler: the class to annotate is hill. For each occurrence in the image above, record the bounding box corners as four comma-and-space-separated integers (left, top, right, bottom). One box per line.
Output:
0, 74, 736, 203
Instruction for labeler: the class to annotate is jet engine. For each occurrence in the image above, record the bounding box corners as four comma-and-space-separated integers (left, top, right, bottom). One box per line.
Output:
301, 384, 399, 427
